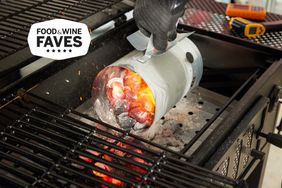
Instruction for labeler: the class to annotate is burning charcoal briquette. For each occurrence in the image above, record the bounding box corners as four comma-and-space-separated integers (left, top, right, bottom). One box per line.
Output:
92, 66, 155, 131
117, 112, 136, 130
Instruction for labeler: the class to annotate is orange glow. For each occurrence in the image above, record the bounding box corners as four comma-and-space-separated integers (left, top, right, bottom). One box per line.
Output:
92, 66, 156, 130
124, 69, 155, 113
79, 156, 93, 163
108, 68, 155, 125
92, 162, 123, 187
80, 149, 124, 187
85, 149, 100, 156
92, 162, 109, 178
102, 176, 123, 187
79, 142, 149, 187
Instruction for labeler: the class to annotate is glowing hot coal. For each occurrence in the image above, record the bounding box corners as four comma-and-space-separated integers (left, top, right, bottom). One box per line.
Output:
79, 141, 150, 188
79, 148, 123, 187
92, 66, 155, 131
92, 37, 203, 138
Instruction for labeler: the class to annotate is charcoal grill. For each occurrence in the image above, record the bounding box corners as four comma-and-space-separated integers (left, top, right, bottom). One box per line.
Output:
0, 0, 131, 75
0, 92, 243, 188
0, 0, 282, 188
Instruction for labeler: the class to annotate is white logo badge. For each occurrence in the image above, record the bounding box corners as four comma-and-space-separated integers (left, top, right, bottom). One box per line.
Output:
28, 19, 91, 60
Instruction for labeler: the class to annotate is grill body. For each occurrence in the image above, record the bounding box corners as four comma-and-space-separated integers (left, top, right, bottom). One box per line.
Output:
0, 0, 131, 76
0, 0, 281, 188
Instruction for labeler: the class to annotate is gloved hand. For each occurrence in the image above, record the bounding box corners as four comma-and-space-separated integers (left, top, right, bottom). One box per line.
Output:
133, 0, 187, 51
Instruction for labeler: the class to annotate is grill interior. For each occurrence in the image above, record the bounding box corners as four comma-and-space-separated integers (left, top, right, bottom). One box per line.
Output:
180, 0, 282, 53
0, 93, 241, 188
0, 0, 279, 187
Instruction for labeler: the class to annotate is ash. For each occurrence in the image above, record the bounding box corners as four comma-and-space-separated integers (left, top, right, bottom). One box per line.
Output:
76, 87, 234, 156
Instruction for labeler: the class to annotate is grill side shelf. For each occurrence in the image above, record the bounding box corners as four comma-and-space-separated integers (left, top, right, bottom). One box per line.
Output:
180, 0, 282, 56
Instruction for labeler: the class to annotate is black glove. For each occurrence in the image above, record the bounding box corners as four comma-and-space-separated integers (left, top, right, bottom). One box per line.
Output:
133, 0, 187, 51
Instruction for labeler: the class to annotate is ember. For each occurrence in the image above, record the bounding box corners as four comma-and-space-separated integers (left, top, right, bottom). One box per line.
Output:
93, 162, 123, 187
79, 140, 150, 188
92, 66, 155, 131
79, 149, 124, 187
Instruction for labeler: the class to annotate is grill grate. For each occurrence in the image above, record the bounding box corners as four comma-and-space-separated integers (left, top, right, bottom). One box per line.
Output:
0, 93, 243, 188
0, 0, 121, 60
180, 0, 282, 53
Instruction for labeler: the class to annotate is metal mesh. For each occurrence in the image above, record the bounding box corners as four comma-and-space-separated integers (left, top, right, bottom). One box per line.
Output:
0, 93, 242, 188
180, 0, 282, 51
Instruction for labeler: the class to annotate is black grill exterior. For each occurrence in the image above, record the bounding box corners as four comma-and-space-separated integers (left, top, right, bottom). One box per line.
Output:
0, 0, 119, 59
0, 0, 130, 76
0, 93, 242, 188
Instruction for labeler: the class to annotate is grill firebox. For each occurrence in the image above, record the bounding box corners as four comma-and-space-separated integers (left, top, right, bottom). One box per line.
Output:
0, 0, 281, 187
0, 93, 241, 188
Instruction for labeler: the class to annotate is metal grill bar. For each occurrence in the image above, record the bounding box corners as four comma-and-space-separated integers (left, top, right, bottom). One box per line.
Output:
0, 0, 122, 62
0, 0, 41, 21
0, 93, 243, 188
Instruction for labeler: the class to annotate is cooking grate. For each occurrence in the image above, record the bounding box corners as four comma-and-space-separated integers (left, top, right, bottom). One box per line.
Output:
0, 0, 123, 74
0, 93, 243, 188
180, 0, 282, 54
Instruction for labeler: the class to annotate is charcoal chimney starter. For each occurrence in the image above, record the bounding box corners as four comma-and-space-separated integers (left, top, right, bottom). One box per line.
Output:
92, 38, 203, 132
